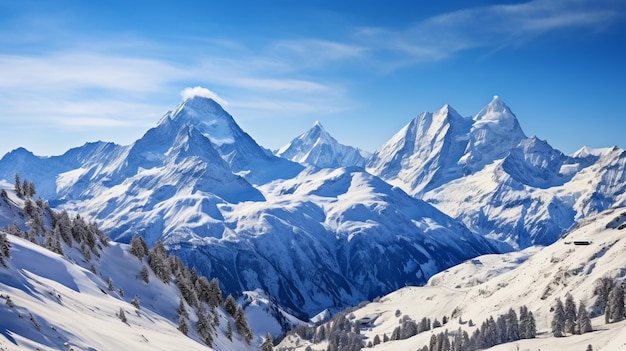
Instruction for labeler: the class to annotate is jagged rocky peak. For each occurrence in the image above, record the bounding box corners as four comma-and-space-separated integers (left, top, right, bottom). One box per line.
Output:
459, 96, 527, 173
276, 120, 369, 168
159, 95, 239, 147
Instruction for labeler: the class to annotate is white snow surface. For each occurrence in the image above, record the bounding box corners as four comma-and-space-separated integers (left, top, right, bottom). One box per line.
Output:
279, 207, 626, 350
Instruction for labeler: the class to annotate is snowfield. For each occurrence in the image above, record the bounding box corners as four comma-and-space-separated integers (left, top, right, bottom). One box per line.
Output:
278, 207, 626, 350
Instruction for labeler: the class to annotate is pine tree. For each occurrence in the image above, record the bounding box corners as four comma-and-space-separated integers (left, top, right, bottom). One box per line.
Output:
107, 277, 114, 291
372, 334, 381, 345
0, 231, 11, 266
578, 302, 593, 334
226, 321, 233, 341
587, 344, 593, 351
130, 296, 140, 309
552, 298, 566, 337
148, 241, 171, 283
129, 236, 148, 259
606, 285, 625, 323
56, 211, 73, 246
14, 173, 21, 197
234, 305, 253, 344
223, 294, 237, 316
196, 305, 213, 347
564, 293, 578, 334
526, 311, 536, 339
141, 265, 150, 283
594, 277, 615, 314
177, 314, 188, 335
177, 298, 189, 320
261, 332, 274, 351
118, 308, 127, 323
506, 308, 520, 342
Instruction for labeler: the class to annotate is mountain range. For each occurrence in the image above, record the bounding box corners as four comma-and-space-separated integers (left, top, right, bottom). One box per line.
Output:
1, 94, 625, 325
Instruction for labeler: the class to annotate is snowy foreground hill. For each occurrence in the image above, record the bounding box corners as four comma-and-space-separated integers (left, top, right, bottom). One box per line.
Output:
0, 96, 503, 321
278, 207, 626, 350
0, 182, 260, 351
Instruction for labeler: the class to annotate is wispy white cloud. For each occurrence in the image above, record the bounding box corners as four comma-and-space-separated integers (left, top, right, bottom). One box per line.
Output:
181, 87, 228, 106
352, 0, 625, 68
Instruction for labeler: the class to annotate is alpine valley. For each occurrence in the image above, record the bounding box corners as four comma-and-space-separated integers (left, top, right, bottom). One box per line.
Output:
1, 94, 626, 350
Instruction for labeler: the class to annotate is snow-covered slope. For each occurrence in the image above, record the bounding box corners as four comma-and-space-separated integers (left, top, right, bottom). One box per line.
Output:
425, 144, 626, 248
0, 184, 258, 351
278, 207, 626, 350
276, 121, 370, 168
169, 166, 504, 318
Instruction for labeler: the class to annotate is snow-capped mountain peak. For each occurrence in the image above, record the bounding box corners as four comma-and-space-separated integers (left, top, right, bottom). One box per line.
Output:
160, 96, 237, 147
276, 121, 369, 168
458, 96, 527, 173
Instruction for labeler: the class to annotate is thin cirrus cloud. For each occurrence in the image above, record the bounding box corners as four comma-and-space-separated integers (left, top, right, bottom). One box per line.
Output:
351, 0, 625, 68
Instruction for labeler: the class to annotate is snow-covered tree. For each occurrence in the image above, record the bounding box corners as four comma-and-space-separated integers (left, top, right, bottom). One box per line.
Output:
261, 332, 274, 351
564, 293, 577, 334
129, 236, 148, 259
578, 302, 593, 334
594, 276, 615, 314
226, 321, 233, 341
148, 241, 171, 283
14, 173, 22, 197
196, 305, 213, 347
130, 296, 140, 309
118, 308, 127, 323
552, 298, 566, 337
0, 231, 10, 266
234, 305, 253, 344
140, 265, 150, 283
606, 284, 625, 323
223, 294, 237, 316
506, 308, 520, 342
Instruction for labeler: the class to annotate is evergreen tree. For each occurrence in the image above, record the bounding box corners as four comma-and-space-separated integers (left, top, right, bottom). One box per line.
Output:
372, 334, 380, 346
578, 301, 593, 334
177, 298, 189, 320
526, 311, 537, 339
223, 294, 237, 316
564, 293, 578, 334
606, 285, 625, 323
0, 231, 11, 267
118, 308, 127, 323
141, 265, 150, 283
148, 241, 171, 283
429, 334, 437, 351
261, 332, 274, 351
226, 321, 233, 341
130, 296, 140, 309
587, 344, 593, 351
177, 314, 188, 335
506, 308, 520, 342
56, 211, 73, 246
390, 326, 401, 340
594, 277, 615, 314
552, 298, 566, 337
107, 277, 114, 291
196, 305, 213, 347
129, 236, 148, 259
43, 226, 63, 255
234, 305, 253, 344
14, 173, 22, 197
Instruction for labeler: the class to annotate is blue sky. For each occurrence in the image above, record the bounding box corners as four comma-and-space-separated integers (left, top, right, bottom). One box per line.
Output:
0, 0, 625, 156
